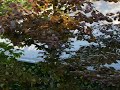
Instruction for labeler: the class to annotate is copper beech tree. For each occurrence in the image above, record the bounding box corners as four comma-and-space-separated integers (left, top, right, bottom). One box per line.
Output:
0, 1, 120, 89
0, 0, 114, 48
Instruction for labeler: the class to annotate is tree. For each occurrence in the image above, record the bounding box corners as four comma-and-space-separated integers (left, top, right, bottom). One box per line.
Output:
1, 0, 120, 89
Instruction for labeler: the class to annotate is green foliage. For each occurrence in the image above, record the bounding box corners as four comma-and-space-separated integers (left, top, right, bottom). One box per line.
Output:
0, 36, 22, 62
0, 0, 120, 89
0, 0, 28, 16
0, 60, 120, 90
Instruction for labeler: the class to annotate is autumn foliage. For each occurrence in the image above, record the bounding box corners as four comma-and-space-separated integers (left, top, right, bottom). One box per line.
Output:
1, 0, 120, 89
0, 0, 116, 47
